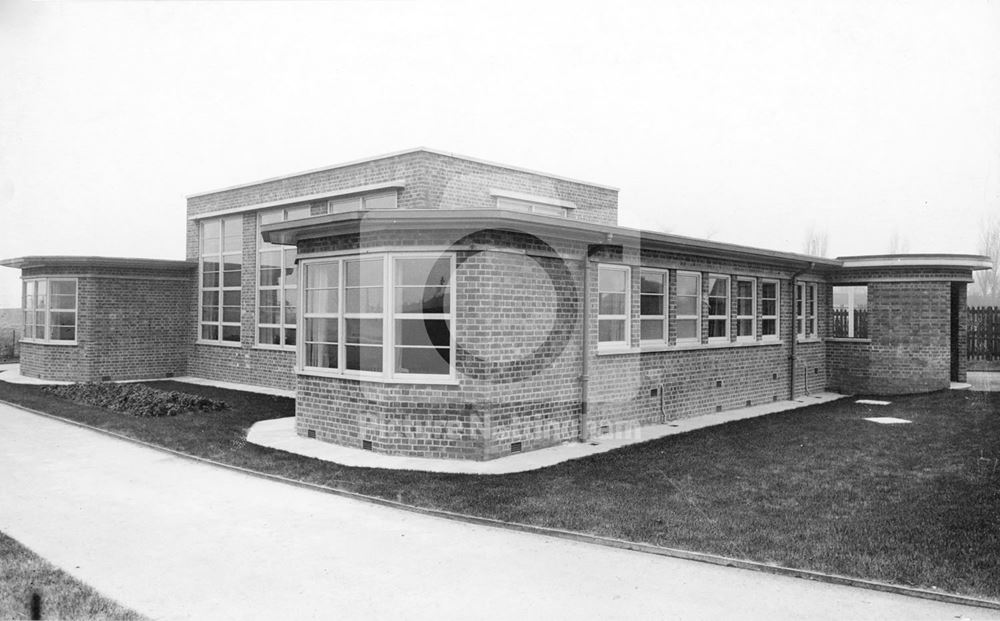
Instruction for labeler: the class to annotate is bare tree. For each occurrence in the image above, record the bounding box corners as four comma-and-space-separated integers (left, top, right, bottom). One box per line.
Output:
974, 214, 1000, 299
802, 226, 829, 257
887, 230, 910, 254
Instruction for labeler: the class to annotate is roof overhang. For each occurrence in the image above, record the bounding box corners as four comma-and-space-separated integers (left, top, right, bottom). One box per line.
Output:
262, 209, 842, 270
837, 254, 993, 271
0, 256, 197, 272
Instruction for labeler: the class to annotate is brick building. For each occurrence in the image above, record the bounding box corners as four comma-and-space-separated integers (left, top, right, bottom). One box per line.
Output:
2, 148, 992, 460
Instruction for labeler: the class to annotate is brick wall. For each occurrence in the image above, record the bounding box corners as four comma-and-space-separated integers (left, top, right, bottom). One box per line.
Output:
19, 264, 193, 382
187, 150, 619, 225
826, 281, 953, 394
585, 249, 829, 437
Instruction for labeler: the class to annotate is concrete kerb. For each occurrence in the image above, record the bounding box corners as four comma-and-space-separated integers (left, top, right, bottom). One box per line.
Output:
1, 397, 997, 612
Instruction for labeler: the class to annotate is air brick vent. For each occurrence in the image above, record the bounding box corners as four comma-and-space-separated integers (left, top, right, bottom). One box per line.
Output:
307, 429, 316, 439
510, 441, 522, 454
362, 440, 373, 451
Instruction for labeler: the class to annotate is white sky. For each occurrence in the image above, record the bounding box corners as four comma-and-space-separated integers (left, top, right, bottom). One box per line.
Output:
1, 0, 998, 307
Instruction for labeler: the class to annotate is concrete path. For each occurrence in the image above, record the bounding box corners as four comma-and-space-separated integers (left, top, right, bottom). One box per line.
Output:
0, 404, 996, 621
968, 371, 1000, 392
247, 392, 845, 474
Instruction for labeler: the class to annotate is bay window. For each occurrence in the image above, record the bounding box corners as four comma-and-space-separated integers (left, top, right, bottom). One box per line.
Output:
300, 253, 454, 380
22, 278, 76, 343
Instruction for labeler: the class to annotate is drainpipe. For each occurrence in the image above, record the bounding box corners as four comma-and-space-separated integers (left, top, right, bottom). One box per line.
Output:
789, 261, 816, 400
580, 249, 591, 442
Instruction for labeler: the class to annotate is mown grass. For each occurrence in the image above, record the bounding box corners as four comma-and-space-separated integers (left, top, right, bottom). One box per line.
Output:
0, 531, 145, 621
1, 380, 998, 601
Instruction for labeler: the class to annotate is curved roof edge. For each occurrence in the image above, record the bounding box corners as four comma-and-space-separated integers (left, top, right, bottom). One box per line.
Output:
0, 256, 197, 271
837, 254, 993, 270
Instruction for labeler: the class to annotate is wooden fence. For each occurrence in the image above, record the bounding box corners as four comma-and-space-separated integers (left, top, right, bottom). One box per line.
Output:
831, 309, 869, 339
968, 306, 1000, 361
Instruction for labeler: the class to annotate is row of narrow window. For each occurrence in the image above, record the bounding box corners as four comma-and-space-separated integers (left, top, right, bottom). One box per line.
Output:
596, 265, 822, 348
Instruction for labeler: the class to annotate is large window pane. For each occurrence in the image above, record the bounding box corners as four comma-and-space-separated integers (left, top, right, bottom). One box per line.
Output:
345, 288, 383, 313
306, 343, 337, 369
345, 318, 383, 345
396, 319, 450, 348
599, 319, 625, 342
345, 345, 382, 372
395, 347, 449, 375
599, 293, 626, 315
346, 259, 383, 287
641, 319, 664, 341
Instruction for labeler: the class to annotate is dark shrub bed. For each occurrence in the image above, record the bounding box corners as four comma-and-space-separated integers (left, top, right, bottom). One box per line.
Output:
43, 382, 227, 417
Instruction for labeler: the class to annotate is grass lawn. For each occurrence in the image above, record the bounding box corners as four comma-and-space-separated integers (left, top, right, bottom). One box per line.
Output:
0, 531, 145, 620
0, 380, 998, 601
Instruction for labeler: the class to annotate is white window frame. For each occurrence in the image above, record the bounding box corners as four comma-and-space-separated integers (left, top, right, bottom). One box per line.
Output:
597, 264, 631, 350
327, 190, 398, 214
198, 216, 243, 346
707, 274, 731, 343
735, 277, 756, 342
796, 282, 818, 340
256, 208, 308, 350
675, 271, 701, 345
639, 268, 668, 344
21, 278, 77, 344
298, 252, 456, 383
832, 285, 868, 338
760, 279, 780, 340
302, 258, 341, 373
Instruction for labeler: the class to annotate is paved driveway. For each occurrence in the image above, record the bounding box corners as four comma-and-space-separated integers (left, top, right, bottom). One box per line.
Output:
0, 403, 996, 620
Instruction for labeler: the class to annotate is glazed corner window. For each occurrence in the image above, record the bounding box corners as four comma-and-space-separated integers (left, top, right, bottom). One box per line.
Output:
735, 278, 756, 341
495, 197, 568, 218
301, 253, 454, 380
257, 208, 309, 348
598, 264, 630, 348
200, 216, 242, 343
640, 270, 667, 342
707, 275, 730, 342
22, 278, 76, 343
832, 285, 868, 338
761, 280, 779, 339
796, 283, 818, 339
327, 190, 398, 214
675, 271, 701, 344
393, 256, 452, 376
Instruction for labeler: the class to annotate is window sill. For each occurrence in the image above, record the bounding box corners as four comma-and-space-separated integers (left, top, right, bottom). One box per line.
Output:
20, 339, 78, 347
295, 367, 460, 386
196, 340, 243, 348
796, 338, 823, 344
598, 340, 783, 356
825, 337, 872, 344
253, 345, 297, 353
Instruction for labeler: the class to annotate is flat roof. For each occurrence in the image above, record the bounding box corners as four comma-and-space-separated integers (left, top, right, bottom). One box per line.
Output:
261, 209, 843, 269
0, 256, 196, 271
186, 147, 620, 199
838, 254, 993, 270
